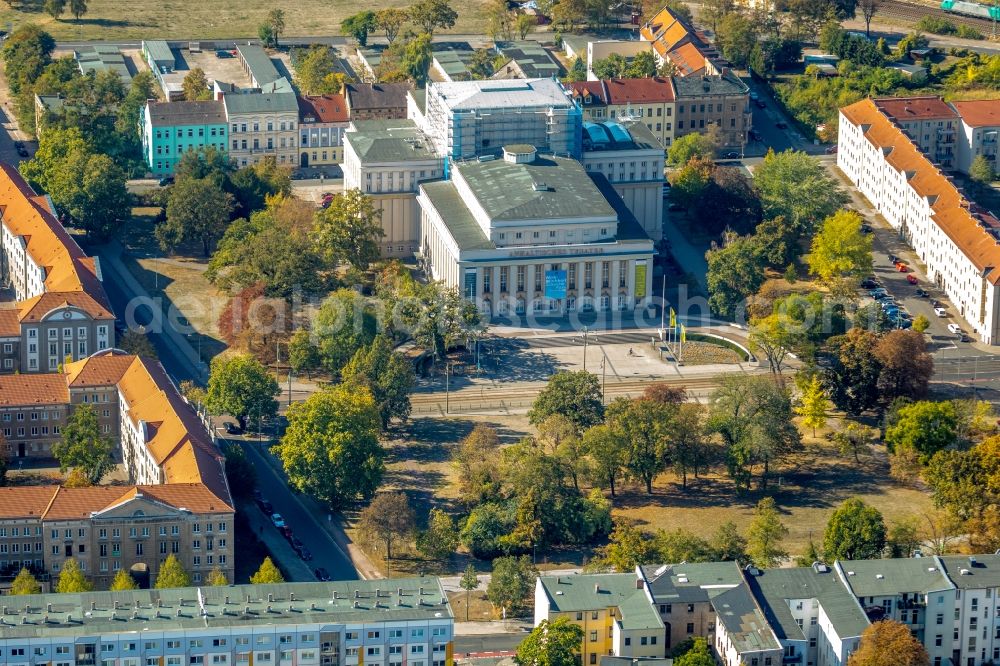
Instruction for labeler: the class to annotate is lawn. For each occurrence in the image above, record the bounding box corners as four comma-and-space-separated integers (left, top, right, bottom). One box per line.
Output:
0, 0, 490, 41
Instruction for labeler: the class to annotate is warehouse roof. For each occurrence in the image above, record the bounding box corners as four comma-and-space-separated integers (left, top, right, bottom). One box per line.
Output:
236, 44, 282, 86
494, 41, 561, 78
0, 578, 451, 639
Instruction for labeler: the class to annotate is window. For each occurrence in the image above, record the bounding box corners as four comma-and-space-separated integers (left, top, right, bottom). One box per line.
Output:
590, 631, 597, 642
686, 623, 694, 633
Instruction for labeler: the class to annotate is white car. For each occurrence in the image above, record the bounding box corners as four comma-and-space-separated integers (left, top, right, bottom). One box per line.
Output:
271, 513, 286, 528
934, 307, 947, 317
947, 323, 962, 334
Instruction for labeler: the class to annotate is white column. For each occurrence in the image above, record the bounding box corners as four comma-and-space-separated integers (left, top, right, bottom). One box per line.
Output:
609, 260, 621, 311
526, 263, 536, 311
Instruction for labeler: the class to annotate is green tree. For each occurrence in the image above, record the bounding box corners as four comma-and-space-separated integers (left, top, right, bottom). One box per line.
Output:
119, 329, 157, 358
468, 48, 499, 79
313, 188, 384, 269
487, 555, 536, 615
600, 519, 656, 571
874, 329, 934, 402
564, 56, 587, 82
459, 564, 479, 622
155, 554, 192, 589
887, 516, 921, 558
667, 156, 713, 210
824, 328, 883, 415
528, 371, 604, 432
606, 397, 674, 493
592, 53, 629, 79
796, 375, 829, 436
275, 384, 384, 508
970, 154, 996, 187
359, 492, 415, 560
1, 25, 55, 96
250, 556, 285, 584
206, 354, 279, 431
376, 8, 409, 44
294, 46, 345, 95
408, 0, 458, 34
69, 0, 87, 20
746, 497, 789, 567
311, 289, 377, 374
266, 8, 286, 46
795, 539, 822, 567
835, 422, 876, 462
206, 568, 229, 586
823, 497, 887, 560
884, 400, 958, 463
158, 176, 234, 255
44, 0, 66, 19
667, 132, 716, 167
749, 312, 803, 376
710, 521, 748, 561
398, 32, 434, 85
288, 328, 321, 376
516, 13, 536, 39
109, 570, 139, 591
912, 314, 930, 333
808, 209, 873, 289
453, 424, 503, 506
716, 13, 757, 68
182, 68, 212, 101
10, 568, 41, 595
416, 508, 459, 561
341, 11, 377, 45
342, 335, 415, 429
674, 638, 716, 666
515, 618, 584, 666
753, 149, 847, 234
850, 620, 929, 666
52, 404, 116, 484
706, 234, 766, 318
117, 70, 158, 151
583, 424, 626, 497
56, 558, 92, 593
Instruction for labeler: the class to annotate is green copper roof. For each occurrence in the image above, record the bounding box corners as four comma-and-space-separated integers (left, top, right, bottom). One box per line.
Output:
538, 573, 661, 632
711, 584, 781, 653
420, 181, 495, 251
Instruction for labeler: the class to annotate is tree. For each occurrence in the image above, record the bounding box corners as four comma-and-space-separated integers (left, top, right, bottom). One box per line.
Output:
711, 521, 748, 561
342, 336, 415, 429
69, 0, 87, 20
874, 329, 934, 402
592, 53, 629, 79
515, 618, 584, 666
530, 371, 604, 433
564, 56, 587, 83
250, 556, 285, 584
109, 570, 139, 591
341, 11, 377, 45
849, 620, 929, 666
487, 0, 515, 40
44, 0, 66, 19
275, 384, 384, 508
753, 149, 847, 235
397, 32, 434, 85
605, 397, 674, 493
376, 8, 409, 44
288, 328, 321, 376
487, 555, 536, 615
10, 568, 41, 595
159, 177, 234, 256
673, 638, 716, 666
293, 46, 346, 95
808, 210, 873, 288
884, 400, 957, 463
835, 422, 875, 462
716, 13, 757, 68
858, 0, 881, 36
453, 424, 503, 506
206, 568, 229, 586
912, 314, 930, 333
746, 497, 789, 567
409, 0, 458, 34
417, 508, 459, 561
706, 234, 767, 318
583, 424, 626, 496
56, 558, 92, 593
668, 156, 714, 210
267, 9, 286, 46
516, 13, 536, 39
1, 25, 55, 97
468, 48, 498, 79
258, 24, 277, 49
825, 328, 882, 415
887, 516, 921, 558
310, 289, 377, 374
667, 132, 716, 167
796, 375, 829, 436
749, 312, 802, 377
205, 354, 279, 431
53, 404, 116, 484
313, 188, 384, 269
600, 519, 656, 571
182, 68, 212, 101
119, 329, 157, 358
970, 154, 996, 187
359, 492, 415, 561
459, 564, 479, 622
823, 497, 887, 560
155, 554, 191, 589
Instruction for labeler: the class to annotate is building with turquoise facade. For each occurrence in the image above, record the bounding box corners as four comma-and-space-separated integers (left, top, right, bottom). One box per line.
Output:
141, 100, 228, 176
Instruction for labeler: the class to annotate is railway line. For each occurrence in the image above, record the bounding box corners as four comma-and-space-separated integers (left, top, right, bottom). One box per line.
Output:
878, 0, 999, 33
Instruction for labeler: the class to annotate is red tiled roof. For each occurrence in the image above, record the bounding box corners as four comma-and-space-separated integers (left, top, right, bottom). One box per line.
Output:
298, 94, 349, 123
0, 486, 58, 519
604, 77, 675, 104
0, 373, 69, 405
0, 309, 19, 337
951, 99, 1000, 128
873, 96, 958, 121
64, 349, 135, 387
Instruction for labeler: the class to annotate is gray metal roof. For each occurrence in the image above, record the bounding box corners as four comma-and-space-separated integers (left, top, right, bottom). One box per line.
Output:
640, 562, 744, 605
346, 120, 439, 163
939, 554, 1000, 589
75, 46, 132, 84
537, 573, 662, 631
837, 557, 955, 597
223, 91, 298, 115
672, 72, 749, 98
143, 40, 175, 67
345, 82, 412, 111
711, 584, 781, 653
430, 78, 573, 112
147, 100, 227, 126
746, 566, 870, 641
237, 44, 281, 86
420, 181, 495, 252
456, 154, 615, 222
0, 578, 451, 640
494, 41, 562, 78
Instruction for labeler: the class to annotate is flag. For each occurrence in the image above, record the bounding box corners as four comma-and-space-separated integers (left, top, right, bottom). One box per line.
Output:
680, 325, 686, 343
669, 307, 676, 328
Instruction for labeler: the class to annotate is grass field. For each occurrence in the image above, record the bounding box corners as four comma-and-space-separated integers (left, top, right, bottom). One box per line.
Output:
0, 0, 490, 41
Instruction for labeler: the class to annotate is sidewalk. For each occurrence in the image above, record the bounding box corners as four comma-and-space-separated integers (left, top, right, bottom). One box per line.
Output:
455, 621, 531, 636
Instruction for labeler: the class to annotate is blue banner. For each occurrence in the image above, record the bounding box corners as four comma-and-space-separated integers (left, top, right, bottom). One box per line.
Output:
545, 270, 567, 299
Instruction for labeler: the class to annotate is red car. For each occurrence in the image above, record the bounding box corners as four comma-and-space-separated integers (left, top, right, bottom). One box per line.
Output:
895, 262, 908, 272
906, 274, 918, 284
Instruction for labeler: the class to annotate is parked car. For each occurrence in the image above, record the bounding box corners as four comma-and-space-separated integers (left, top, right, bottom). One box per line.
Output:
299, 546, 313, 561
960, 333, 971, 342
15, 142, 28, 157
750, 91, 759, 101
947, 323, 963, 334
931, 299, 942, 307
281, 525, 293, 539
887, 253, 898, 263
157, 176, 174, 187
825, 144, 838, 154
271, 513, 286, 528
895, 262, 909, 272
897, 318, 913, 329
775, 121, 788, 129
860, 224, 872, 234
906, 274, 918, 285
749, 129, 762, 141
215, 50, 234, 58
723, 151, 740, 159
290, 536, 304, 552
667, 202, 685, 212
315, 567, 331, 581
869, 288, 888, 298
257, 498, 273, 515
934, 307, 948, 317
224, 422, 242, 435
861, 277, 878, 289
755, 99, 766, 109
915, 288, 929, 298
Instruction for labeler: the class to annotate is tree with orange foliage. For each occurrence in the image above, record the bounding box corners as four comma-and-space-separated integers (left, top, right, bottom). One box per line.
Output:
849, 620, 929, 666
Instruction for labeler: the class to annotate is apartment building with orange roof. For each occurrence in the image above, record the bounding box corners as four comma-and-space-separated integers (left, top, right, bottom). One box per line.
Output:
839, 98, 1000, 344
0, 350, 233, 590
639, 6, 724, 78
0, 162, 115, 374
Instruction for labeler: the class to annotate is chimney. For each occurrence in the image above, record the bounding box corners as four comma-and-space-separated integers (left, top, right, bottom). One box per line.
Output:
635, 578, 643, 590
595, 584, 601, 593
